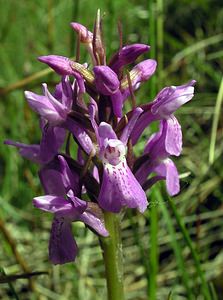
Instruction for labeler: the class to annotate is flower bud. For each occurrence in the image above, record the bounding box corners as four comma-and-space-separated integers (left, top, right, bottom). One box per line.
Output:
70, 22, 93, 44
120, 59, 157, 90
38, 55, 74, 75
110, 44, 150, 73
93, 66, 120, 95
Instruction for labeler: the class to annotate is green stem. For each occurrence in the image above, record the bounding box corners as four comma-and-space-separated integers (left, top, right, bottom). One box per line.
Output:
100, 212, 124, 300
149, 189, 158, 300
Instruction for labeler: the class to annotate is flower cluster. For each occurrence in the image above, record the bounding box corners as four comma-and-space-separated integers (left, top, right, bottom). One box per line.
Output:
5, 11, 195, 264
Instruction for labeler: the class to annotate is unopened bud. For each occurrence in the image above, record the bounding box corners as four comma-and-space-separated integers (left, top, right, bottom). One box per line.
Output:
70, 23, 93, 44
120, 59, 157, 90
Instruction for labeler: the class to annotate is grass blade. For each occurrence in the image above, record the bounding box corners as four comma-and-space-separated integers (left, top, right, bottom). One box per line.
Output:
167, 195, 212, 300
0, 268, 20, 300
209, 76, 223, 164
158, 189, 194, 299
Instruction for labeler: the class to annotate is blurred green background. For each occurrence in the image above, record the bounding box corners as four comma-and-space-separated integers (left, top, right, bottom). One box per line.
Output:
0, 0, 223, 299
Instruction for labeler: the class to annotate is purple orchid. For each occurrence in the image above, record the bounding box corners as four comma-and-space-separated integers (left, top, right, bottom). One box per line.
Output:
4, 122, 66, 164
98, 134, 147, 212
38, 56, 157, 118
34, 155, 108, 264
4, 12, 196, 267
109, 59, 157, 117
135, 116, 182, 196
25, 76, 95, 155
120, 59, 157, 99
38, 56, 74, 76
89, 104, 147, 212
131, 80, 196, 144
109, 43, 150, 74
93, 59, 157, 117
38, 56, 88, 94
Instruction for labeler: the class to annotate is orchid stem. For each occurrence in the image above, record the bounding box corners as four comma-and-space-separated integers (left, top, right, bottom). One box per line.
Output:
100, 212, 124, 300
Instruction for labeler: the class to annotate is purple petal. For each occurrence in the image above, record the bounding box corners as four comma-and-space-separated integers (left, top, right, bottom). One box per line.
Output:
72, 70, 86, 94
58, 155, 80, 195
130, 109, 156, 145
120, 59, 157, 103
79, 205, 108, 237
165, 116, 182, 156
53, 82, 63, 100
77, 147, 85, 165
144, 117, 182, 158
33, 195, 73, 213
120, 107, 143, 145
98, 122, 117, 146
154, 159, 180, 196
49, 217, 78, 264
64, 117, 95, 155
151, 80, 196, 117
93, 66, 120, 95
109, 43, 150, 73
60, 76, 74, 109
39, 167, 65, 196
4, 140, 41, 163
144, 125, 163, 156
98, 159, 148, 213
135, 160, 154, 186
42, 84, 69, 120
40, 126, 66, 164
131, 59, 157, 82
88, 102, 100, 143
66, 191, 87, 214
25, 91, 63, 124
70, 22, 93, 43
110, 90, 123, 117
92, 166, 100, 183
121, 59, 157, 93
98, 167, 122, 213
130, 91, 186, 146
38, 55, 74, 76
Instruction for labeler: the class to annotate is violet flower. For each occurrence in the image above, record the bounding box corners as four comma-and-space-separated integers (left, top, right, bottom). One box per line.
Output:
38, 56, 87, 93
38, 55, 156, 118
131, 80, 196, 144
89, 104, 147, 213
34, 155, 108, 264
120, 59, 157, 100
4, 13, 196, 268
25, 76, 94, 155
109, 43, 150, 74
135, 116, 182, 196
4, 122, 66, 164
93, 59, 156, 118
109, 59, 157, 117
